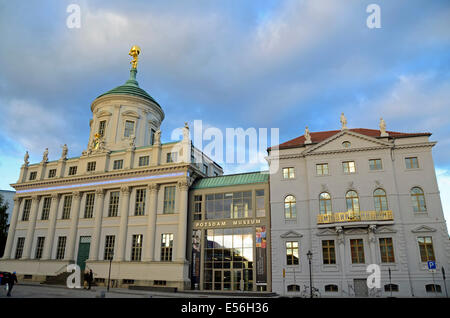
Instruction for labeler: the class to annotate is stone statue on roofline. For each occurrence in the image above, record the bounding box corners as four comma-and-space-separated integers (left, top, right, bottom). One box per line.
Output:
24, 151, 29, 166
61, 144, 68, 160
340, 112, 348, 130
42, 148, 49, 163
379, 117, 389, 137
304, 126, 312, 144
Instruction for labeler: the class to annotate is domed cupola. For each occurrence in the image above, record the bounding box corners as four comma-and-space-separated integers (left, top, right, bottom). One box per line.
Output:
87, 46, 165, 152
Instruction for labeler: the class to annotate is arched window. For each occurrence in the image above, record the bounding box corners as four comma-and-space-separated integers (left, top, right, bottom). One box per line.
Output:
345, 191, 360, 212
284, 195, 296, 219
411, 187, 426, 212
319, 192, 332, 214
325, 284, 339, 292
287, 284, 300, 292
373, 188, 388, 211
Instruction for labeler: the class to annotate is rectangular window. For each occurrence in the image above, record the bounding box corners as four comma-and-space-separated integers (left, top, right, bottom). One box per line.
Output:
369, 159, 383, 171
113, 159, 123, 170
56, 236, 67, 260
286, 241, 299, 265
104, 235, 115, 260
316, 163, 329, 176
29, 171, 37, 181
350, 239, 365, 264
108, 191, 120, 217
68, 166, 77, 176
163, 186, 176, 214
256, 189, 265, 217
131, 234, 143, 261
135, 189, 146, 216
62, 195, 72, 219
160, 233, 174, 261
87, 161, 96, 172
418, 236, 435, 262
322, 240, 336, 264
15, 237, 25, 259
84, 193, 95, 218
48, 169, 57, 178
35, 237, 45, 259
203, 164, 208, 175
150, 128, 156, 145
343, 161, 356, 173
282, 167, 295, 179
166, 152, 177, 163
41, 197, 52, 220
98, 120, 106, 137
22, 199, 32, 221
139, 155, 149, 167
124, 120, 135, 138
379, 238, 395, 263
405, 157, 419, 169
193, 195, 202, 220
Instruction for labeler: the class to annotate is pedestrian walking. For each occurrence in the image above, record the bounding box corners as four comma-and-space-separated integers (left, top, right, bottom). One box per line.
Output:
6, 272, 18, 297
88, 269, 94, 290
83, 269, 89, 289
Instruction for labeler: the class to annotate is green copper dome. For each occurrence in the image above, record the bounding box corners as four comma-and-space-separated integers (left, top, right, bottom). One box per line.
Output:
96, 69, 161, 108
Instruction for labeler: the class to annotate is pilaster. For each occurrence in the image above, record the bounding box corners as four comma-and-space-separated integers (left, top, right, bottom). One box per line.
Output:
22, 195, 40, 259
42, 193, 61, 260
117, 185, 131, 261
89, 188, 105, 260
66, 191, 81, 261
3, 196, 21, 259
144, 183, 159, 261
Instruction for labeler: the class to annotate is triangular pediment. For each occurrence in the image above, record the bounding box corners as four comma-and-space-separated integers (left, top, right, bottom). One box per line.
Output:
303, 130, 391, 155
316, 228, 337, 236
411, 225, 436, 233
345, 228, 368, 235
376, 226, 397, 234
280, 230, 303, 239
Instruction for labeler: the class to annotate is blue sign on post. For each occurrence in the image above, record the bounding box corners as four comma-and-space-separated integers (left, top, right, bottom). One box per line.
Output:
427, 261, 436, 270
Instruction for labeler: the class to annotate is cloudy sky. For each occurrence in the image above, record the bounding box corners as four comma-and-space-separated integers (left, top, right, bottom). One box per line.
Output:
0, 1, 449, 224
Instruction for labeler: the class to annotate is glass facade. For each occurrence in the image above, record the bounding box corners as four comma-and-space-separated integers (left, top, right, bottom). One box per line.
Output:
205, 191, 252, 220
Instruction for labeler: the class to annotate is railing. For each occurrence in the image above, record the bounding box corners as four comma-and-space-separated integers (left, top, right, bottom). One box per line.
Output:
317, 210, 393, 224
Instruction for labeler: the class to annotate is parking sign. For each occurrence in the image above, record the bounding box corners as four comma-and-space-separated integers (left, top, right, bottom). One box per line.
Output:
427, 261, 436, 271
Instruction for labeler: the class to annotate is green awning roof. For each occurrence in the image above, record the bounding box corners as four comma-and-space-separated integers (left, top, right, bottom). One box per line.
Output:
191, 171, 269, 189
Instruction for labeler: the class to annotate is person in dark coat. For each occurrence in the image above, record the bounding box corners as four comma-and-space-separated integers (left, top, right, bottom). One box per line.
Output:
88, 269, 93, 290
6, 272, 18, 297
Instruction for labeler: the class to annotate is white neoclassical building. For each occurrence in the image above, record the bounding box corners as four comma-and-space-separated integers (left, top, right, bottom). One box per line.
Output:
0, 48, 222, 290
267, 115, 450, 297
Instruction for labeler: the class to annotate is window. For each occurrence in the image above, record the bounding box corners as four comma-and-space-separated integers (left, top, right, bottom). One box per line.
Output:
48, 169, 56, 178
87, 161, 96, 172
316, 163, 329, 176
68, 166, 77, 176
287, 285, 300, 292
62, 195, 72, 219
108, 191, 120, 217
84, 193, 95, 218
150, 128, 156, 145
384, 284, 399, 292
154, 280, 166, 286
379, 238, 395, 263
35, 237, 45, 259
325, 285, 339, 292
160, 233, 174, 261
205, 191, 252, 219
374, 188, 388, 212
282, 167, 295, 179
322, 240, 336, 264
41, 197, 51, 220
256, 189, 265, 217
22, 199, 32, 221
411, 187, 426, 212
15, 237, 25, 259
124, 120, 135, 138
342, 141, 351, 148
417, 236, 435, 262
163, 186, 176, 214
203, 164, 208, 175
426, 284, 442, 293
286, 241, 299, 265
104, 235, 115, 260
369, 159, 383, 171
319, 192, 332, 214
139, 155, 149, 167
98, 120, 106, 137
56, 236, 66, 260
405, 157, 419, 169
29, 171, 37, 180
284, 195, 296, 220
131, 234, 143, 261
342, 161, 356, 173
113, 159, 123, 170
167, 152, 177, 163
350, 239, 365, 264
193, 195, 202, 220
135, 189, 146, 216
346, 191, 360, 212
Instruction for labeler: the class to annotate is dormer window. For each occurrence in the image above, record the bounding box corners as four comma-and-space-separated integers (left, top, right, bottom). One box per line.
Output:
124, 120, 135, 138
342, 141, 351, 148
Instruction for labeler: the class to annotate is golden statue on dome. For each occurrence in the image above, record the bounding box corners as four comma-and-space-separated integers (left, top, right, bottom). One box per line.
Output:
129, 45, 141, 69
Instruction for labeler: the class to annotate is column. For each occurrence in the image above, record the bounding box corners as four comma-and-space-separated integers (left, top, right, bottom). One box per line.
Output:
3, 197, 21, 259
22, 195, 40, 259
336, 226, 347, 294
176, 180, 189, 261
368, 225, 378, 264
117, 185, 131, 261
66, 191, 81, 261
144, 184, 159, 261
42, 193, 61, 260
89, 189, 105, 260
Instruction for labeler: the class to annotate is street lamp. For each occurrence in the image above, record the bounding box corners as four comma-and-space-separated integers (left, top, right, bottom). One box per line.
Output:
307, 250, 313, 298
107, 252, 114, 292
